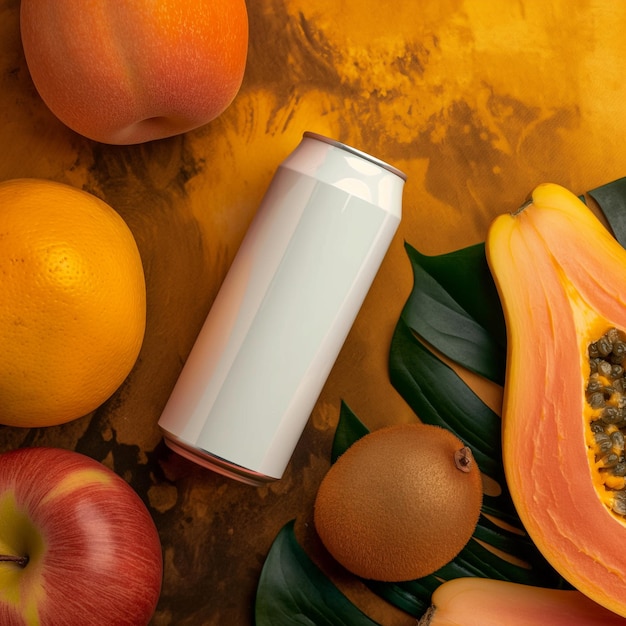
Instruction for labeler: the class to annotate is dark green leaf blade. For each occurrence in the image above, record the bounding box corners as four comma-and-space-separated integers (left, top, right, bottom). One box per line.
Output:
470, 515, 566, 586
331, 401, 370, 463
389, 316, 504, 484
589, 176, 626, 248
472, 514, 530, 558
255, 521, 381, 626
402, 242, 506, 384
365, 579, 436, 618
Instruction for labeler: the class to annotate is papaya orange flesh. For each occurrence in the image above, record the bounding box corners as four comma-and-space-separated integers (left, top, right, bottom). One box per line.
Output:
419, 577, 626, 626
486, 183, 626, 617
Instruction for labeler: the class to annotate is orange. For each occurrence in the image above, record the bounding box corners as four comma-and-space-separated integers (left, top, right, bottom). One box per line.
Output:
0, 178, 146, 427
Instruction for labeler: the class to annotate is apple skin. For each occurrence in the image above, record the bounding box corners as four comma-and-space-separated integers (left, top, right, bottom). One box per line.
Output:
19, 0, 249, 145
0, 447, 163, 626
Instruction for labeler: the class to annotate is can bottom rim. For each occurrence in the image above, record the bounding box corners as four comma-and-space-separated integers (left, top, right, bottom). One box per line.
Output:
161, 433, 276, 487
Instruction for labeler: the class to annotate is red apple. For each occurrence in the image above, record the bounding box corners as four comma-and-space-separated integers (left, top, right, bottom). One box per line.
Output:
0, 447, 162, 625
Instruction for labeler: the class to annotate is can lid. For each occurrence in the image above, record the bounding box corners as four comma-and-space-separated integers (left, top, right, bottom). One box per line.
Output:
303, 131, 407, 181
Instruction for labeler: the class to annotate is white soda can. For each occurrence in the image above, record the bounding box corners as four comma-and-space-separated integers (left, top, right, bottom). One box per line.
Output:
158, 131, 406, 485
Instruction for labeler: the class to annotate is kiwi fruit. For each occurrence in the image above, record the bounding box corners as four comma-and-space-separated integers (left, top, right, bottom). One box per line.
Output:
313, 422, 483, 582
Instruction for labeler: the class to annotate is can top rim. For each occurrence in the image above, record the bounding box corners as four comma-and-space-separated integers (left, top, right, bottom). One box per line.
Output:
303, 132, 407, 181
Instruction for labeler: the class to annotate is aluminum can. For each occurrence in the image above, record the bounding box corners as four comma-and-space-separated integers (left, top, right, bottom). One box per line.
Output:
158, 131, 406, 485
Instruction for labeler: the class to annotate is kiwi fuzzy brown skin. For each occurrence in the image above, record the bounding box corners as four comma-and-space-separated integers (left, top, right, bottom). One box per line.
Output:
313, 423, 483, 582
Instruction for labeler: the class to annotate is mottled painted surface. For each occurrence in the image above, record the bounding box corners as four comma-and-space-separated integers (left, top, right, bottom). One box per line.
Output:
2, 1, 626, 623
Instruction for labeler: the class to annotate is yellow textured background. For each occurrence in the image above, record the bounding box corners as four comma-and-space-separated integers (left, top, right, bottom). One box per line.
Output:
1, 1, 626, 623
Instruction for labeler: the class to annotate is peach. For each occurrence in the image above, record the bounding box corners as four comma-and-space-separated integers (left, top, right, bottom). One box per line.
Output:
20, 0, 249, 145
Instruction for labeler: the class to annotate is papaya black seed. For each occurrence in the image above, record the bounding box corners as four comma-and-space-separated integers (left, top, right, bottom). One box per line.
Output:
611, 430, 625, 450
601, 407, 619, 424
589, 392, 606, 409
613, 492, 626, 516
601, 453, 620, 468
598, 360, 613, 377
597, 336, 613, 357
612, 365, 625, 378
613, 462, 626, 477
587, 377, 602, 392
607, 328, 621, 344
595, 431, 612, 447
591, 420, 606, 433
613, 342, 626, 359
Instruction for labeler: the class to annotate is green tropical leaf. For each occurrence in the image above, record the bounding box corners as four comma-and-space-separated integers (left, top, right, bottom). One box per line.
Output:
472, 514, 528, 558
389, 317, 505, 490
589, 176, 626, 247
365, 578, 435, 618
255, 521, 381, 626
401, 242, 506, 384
331, 401, 370, 463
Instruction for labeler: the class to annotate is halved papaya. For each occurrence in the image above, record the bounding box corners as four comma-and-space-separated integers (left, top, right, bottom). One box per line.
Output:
486, 183, 626, 617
